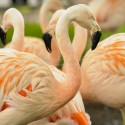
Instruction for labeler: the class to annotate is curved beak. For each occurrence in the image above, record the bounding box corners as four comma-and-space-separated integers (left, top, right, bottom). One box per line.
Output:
90, 20, 102, 50
0, 27, 6, 45
71, 112, 89, 125
91, 31, 102, 50
42, 33, 52, 53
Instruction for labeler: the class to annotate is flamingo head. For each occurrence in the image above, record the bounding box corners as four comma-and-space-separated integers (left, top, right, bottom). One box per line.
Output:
42, 9, 64, 53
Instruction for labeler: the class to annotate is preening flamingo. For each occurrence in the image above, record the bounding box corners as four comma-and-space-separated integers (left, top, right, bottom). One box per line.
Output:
0, 4, 101, 125
89, 0, 125, 29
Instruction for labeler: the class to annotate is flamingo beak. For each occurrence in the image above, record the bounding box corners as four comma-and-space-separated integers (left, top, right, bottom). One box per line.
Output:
91, 31, 102, 50
71, 112, 89, 125
0, 27, 6, 45
42, 33, 52, 53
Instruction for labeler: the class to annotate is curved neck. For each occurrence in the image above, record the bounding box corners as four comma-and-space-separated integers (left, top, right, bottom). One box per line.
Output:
62, 22, 87, 71
10, 22, 24, 51
40, 0, 62, 32
40, 4, 61, 66
72, 22, 87, 61
56, 14, 81, 97
3, 11, 24, 51
50, 37, 61, 66
40, 4, 49, 32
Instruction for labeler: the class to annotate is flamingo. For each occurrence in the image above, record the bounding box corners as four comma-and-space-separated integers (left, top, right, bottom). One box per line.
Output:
29, 91, 91, 125
39, 0, 63, 33
79, 33, 125, 124
30, 4, 101, 125
44, 9, 87, 64
42, 4, 101, 125
0, 8, 51, 65
27, 9, 91, 125
2, 0, 63, 66
89, 0, 125, 29
39, 0, 63, 66
43, 9, 88, 71
45, 8, 125, 124
0, 4, 101, 125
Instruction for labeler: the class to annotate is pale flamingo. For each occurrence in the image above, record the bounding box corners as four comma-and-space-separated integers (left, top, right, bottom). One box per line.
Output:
39, 0, 62, 33
46, 7, 125, 124
79, 33, 125, 124
89, 0, 125, 29
43, 9, 87, 71
42, 4, 101, 125
45, 9, 87, 61
3, 0, 63, 66
28, 9, 90, 125
0, 8, 51, 64
0, 4, 101, 125
29, 91, 91, 125
39, 0, 63, 66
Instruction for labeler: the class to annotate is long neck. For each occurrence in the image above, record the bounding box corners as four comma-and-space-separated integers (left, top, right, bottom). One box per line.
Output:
4, 11, 25, 51
56, 14, 81, 99
50, 37, 61, 66
72, 22, 87, 61
39, 4, 49, 32
40, 5, 61, 66
10, 22, 24, 51
62, 22, 87, 71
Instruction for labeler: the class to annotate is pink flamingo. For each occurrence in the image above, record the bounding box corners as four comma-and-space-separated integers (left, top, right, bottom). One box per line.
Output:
44, 9, 87, 71
41, 4, 101, 125
3, 0, 63, 66
80, 33, 125, 124
0, 4, 101, 125
39, 0, 63, 66
46, 7, 125, 124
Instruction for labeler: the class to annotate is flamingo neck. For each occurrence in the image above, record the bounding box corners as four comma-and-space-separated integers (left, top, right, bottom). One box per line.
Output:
56, 14, 81, 96
10, 23, 24, 51
50, 37, 61, 66
40, 5, 61, 66
62, 22, 87, 71
72, 23, 87, 61
3, 10, 25, 51
40, 5, 49, 32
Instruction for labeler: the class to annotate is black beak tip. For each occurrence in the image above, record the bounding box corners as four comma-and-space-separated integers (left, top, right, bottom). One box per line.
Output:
91, 31, 102, 50
0, 27, 6, 45
42, 33, 52, 53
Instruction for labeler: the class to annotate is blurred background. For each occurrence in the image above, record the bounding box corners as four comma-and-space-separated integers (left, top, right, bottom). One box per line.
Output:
0, 0, 125, 125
